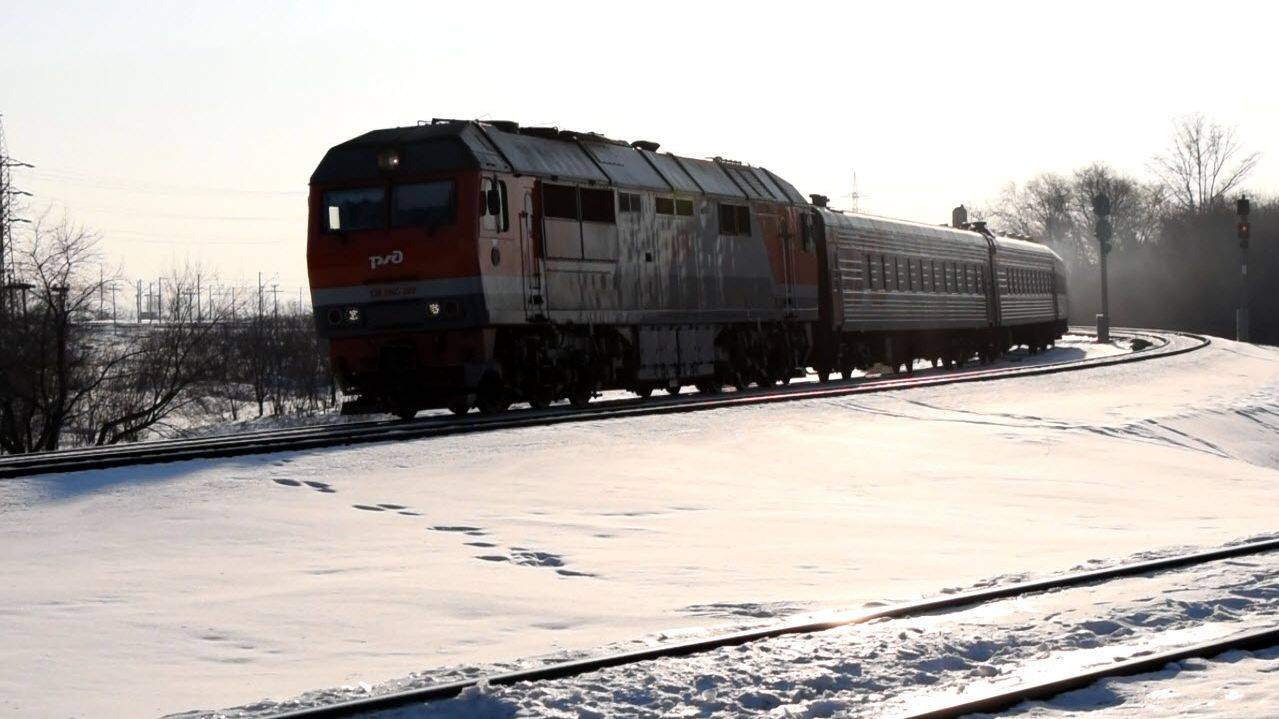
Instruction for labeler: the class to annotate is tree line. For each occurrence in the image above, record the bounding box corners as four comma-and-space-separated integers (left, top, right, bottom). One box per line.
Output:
0, 218, 334, 454
983, 114, 1275, 345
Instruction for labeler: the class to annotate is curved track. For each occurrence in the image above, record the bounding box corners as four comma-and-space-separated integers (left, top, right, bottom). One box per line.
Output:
0, 329, 1206, 479
263, 535, 1279, 719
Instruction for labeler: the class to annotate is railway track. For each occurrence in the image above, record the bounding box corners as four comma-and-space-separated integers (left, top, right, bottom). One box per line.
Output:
0, 329, 1206, 479
263, 535, 1279, 719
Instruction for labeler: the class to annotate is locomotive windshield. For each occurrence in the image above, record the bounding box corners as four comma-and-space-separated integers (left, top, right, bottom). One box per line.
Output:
323, 181, 456, 232
391, 180, 455, 228
324, 187, 384, 232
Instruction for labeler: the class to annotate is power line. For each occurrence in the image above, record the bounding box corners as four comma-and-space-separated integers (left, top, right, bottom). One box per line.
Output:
28, 166, 302, 197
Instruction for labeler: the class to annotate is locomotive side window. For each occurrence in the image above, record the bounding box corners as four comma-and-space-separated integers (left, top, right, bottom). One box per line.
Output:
866, 253, 876, 290
392, 181, 456, 229
656, 197, 675, 215
580, 188, 616, 223
324, 187, 385, 232
717, 203, 751, 236
619, 192, 641, 213
479, 178, 509, 232
675, 199, 694, 216
881, 255, 891, 291
543, 183, 579, 220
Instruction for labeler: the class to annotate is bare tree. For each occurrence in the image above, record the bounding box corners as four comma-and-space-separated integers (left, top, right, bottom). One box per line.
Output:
984, 164, 1165, 264
87, 267, 229, 445
1152, 114, 1260, 214
0, 216, 126, 452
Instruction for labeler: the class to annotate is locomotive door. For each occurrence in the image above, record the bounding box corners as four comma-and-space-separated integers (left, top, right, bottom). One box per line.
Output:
778, 211, 797, 312
519, 189, 545, 318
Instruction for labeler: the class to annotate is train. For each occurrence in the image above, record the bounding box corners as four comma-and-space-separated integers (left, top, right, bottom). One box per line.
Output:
307, 120, 1068, 418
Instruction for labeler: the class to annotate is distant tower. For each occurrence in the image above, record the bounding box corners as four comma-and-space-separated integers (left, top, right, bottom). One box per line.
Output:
952, 205, 969, 229
850, 172, 862, 212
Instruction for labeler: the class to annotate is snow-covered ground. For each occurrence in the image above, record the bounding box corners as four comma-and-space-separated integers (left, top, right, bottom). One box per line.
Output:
1, 334, 1277, 717
998, 646, 1279, 718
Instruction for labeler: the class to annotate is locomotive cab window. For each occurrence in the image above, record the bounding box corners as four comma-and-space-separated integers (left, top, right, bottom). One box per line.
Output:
479, 178, 508, 232
392, 181, 455, 229
655, 197, 675, 215
619, 192, 641, 213
324, 187, 385, 232
675, 199, 694, 216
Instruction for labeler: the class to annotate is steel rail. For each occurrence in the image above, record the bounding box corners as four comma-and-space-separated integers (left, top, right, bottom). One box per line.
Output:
893, 625, 1279, 719
263, 534, 1279, 718
0, 329, 1207, 479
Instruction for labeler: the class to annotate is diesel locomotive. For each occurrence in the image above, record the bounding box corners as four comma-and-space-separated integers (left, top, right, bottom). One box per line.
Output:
307, 120, 1068, 418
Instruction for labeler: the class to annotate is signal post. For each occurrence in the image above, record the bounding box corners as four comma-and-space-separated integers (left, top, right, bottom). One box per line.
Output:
1092, 193, 1112, 343
1237, 196, 1251, 342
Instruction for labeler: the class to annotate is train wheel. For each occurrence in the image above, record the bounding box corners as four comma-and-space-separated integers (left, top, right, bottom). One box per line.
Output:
446, 397, 471, 416
633, 385, 653, 399
393, 404, 419, 421
666, 384, 681, 396
476, 375, 510, 415
568, 388, 592, 408
694, 380, 720, 394
817, 369, 831, 383
840, 368, 852, 381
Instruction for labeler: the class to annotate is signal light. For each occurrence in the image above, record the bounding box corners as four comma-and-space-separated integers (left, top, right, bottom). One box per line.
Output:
1238, 222, 1251, 241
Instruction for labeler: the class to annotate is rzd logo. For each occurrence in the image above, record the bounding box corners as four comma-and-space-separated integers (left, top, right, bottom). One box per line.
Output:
369, 250, 404, 270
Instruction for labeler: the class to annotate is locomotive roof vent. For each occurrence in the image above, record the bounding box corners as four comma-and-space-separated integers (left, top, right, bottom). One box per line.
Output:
487, 120, 520, 132
520, 126, 561, 140
810, 194, 830, 208
713, 156, 743, 165
631, 140, 660, 152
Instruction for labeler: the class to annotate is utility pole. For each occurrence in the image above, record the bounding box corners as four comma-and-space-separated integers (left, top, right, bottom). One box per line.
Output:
1092, 193, 1113, 343
136, 279, 142, 322
271, 283, 279, 319
257, 272, 264, 319
1237, 196, 1252, 342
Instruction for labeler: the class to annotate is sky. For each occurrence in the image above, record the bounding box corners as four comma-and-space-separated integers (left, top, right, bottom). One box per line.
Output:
2, 0, 1277, 292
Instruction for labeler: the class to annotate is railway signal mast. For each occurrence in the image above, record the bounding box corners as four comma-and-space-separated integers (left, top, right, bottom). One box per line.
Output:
1092, 193, 1112, 343
1236, 195, 1251, 342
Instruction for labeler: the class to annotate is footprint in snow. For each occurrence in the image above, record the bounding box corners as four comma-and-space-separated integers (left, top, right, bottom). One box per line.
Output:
272, 479, 302, 487
352, 504, 385, 512
432, 525, 482, 532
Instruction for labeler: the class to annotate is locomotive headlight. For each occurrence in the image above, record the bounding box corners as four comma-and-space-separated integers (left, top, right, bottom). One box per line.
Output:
377, 149, 401, 172
345, 306, 362, 324
428, 302, 442, 317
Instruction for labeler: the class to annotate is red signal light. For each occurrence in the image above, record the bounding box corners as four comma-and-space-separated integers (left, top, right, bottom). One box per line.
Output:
1238, 222, 1251, 240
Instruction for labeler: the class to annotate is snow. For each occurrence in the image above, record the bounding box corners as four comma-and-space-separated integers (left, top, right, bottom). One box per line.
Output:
0, 334, 1277, 717
988, 646, 1279, 718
